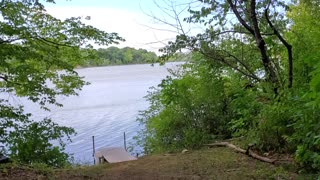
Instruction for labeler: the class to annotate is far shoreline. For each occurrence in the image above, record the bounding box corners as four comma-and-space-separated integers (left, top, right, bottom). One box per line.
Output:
75, 61, 185, 70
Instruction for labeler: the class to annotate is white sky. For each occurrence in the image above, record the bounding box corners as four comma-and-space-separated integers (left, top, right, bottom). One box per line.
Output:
45, 0, 194, 53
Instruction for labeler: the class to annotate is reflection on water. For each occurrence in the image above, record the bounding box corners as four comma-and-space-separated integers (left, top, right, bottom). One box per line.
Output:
18, 63, 181, 163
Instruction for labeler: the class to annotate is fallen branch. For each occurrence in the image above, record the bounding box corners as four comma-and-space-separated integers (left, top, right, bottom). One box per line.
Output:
205, 142, 246, 153
205, 142, 275, 164
247, 149, 275, 164
218, 136, 244, 142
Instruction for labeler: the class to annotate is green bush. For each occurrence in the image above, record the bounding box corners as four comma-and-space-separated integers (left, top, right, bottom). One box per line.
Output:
6, 118, 75, 167
136, 57, 236, 153
250, 98, 296, 152
292, 100, 320, 171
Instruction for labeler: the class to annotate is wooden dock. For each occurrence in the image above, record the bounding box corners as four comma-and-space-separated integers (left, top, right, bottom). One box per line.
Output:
95, 147, 137, 164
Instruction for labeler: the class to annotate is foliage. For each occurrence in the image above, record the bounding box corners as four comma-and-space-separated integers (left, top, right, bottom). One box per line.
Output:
138, 55, 234, 153
0, 100, 74, 167
0, 0, 122, 166
82, 46, 158, 67
287, 0, 320, 171
137, 0, 320, 172
8, 118, 75, 167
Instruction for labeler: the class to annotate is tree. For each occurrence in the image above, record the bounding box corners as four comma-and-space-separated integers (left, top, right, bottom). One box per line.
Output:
159, 0, 293, 93
123, 47, 133, 63
0, 0, 123, 166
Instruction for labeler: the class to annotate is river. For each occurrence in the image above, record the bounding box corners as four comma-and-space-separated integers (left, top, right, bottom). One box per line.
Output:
18, 62, 181, 164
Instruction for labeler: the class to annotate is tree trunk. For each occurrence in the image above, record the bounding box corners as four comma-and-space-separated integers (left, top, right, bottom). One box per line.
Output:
250, 0, 279, 93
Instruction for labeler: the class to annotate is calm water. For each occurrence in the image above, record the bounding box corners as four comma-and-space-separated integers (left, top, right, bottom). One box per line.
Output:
15, 63, 181, 163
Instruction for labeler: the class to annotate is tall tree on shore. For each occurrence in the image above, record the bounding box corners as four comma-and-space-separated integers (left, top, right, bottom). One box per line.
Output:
160, 0, 293, 93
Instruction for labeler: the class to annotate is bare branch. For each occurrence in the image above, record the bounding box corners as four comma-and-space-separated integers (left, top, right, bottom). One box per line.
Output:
219, 49, 260, 80
172, 1, 187, 35
201, 49, 261, 81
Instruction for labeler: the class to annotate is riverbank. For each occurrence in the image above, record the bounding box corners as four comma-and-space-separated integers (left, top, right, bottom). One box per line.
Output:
1, 147, 314, 180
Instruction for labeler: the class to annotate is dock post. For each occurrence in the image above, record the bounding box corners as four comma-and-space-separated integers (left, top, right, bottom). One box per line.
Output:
124, 132, 127, 151
92, 136, 95, 165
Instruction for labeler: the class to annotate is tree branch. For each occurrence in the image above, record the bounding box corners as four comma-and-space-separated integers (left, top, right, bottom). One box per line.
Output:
205, 142, 275, 164
201, 49, 261, 81
209, 30, 274, 37
219, 49, 260, 80
0, 75, 8, 82
227, 0, 255, 35
172, 1, 187, 35
265, 9, 293, 88
0, 38, 21, 45
32, 36, 74, 48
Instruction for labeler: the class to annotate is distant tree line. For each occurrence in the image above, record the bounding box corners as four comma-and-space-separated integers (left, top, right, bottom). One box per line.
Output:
81, 47, 158, 67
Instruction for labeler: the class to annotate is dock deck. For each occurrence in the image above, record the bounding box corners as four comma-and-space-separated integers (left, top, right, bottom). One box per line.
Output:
95, 147, 137, 164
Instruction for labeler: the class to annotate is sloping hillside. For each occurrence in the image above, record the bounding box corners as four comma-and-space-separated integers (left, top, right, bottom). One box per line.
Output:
1, 147, 310, 180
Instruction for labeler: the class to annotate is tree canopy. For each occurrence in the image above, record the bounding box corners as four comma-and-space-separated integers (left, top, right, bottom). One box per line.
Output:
160, 0, 293, 92
0, 0, 123, 167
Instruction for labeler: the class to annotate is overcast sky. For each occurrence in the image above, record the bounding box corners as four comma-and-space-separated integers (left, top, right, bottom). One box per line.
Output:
45, 0, 194, 53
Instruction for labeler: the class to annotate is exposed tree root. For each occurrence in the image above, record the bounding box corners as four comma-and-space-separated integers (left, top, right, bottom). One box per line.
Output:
205, 142, 275, 164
